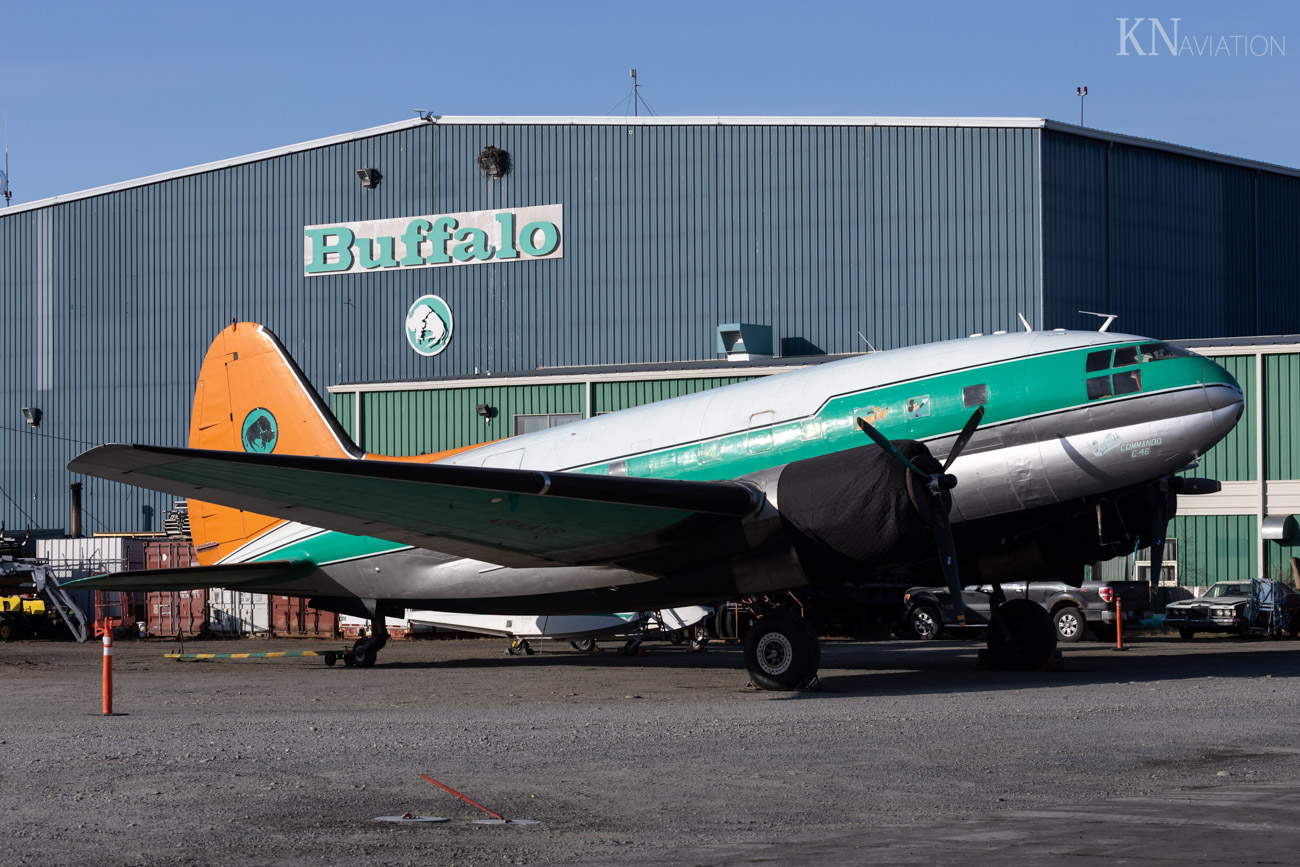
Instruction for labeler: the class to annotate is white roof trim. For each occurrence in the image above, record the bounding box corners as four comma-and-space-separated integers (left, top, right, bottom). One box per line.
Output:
3, 115, 1297, 216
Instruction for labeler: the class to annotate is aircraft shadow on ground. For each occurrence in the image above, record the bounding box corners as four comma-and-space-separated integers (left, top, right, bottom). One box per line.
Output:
367, 635, 1300, 699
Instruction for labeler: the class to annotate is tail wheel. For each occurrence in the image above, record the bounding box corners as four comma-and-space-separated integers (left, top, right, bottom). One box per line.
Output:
984, 599, 1057, 671
743, 612, 819, 691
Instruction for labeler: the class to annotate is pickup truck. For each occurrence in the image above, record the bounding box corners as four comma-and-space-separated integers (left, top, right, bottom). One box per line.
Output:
902, 580, 1151, 643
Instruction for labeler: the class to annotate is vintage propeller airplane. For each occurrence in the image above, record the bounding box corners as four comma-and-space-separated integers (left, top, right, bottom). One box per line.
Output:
68, 322, 1241, 689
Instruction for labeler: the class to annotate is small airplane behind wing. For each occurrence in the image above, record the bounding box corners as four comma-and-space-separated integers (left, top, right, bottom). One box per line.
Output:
68, 322, 1242, 688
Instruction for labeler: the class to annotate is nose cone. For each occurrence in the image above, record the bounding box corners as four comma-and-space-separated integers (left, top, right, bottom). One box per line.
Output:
1203, 361, 1244, 440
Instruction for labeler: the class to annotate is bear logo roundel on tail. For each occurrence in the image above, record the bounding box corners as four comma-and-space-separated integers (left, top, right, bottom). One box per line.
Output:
241, 408, 279, 454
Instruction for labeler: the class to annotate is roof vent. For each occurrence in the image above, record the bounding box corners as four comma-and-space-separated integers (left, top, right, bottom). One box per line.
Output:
716, 323, 773, 362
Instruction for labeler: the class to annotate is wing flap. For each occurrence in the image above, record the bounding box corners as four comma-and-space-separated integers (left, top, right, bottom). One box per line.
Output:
65, 560, 314, 591
69, 445, 760, 568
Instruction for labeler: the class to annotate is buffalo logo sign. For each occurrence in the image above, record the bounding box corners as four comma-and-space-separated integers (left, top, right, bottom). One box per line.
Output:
405, 295, 454, 357
241, 408, 278, 453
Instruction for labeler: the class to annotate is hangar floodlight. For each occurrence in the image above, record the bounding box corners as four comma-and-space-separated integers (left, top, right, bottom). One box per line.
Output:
356, 168, 381, 190
21, 406, 40, 427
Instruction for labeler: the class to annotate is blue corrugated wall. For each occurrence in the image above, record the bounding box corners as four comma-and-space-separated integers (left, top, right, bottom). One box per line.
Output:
0, 121, 1045, 530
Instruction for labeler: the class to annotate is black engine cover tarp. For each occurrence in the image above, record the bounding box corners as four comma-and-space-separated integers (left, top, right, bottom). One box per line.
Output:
777, 441, 939, 582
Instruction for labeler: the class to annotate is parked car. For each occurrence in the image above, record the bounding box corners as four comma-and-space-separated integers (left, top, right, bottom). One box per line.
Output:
1162, 581, 1300, 638
903, 580, 1150, 642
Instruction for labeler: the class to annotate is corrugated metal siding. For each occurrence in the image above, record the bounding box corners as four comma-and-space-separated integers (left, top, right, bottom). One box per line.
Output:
359, 385, 583, 454
1198, 355, 1256, 482
1169, 515, 1258, 587
1, 121, 1043, 531
591, 377, 756, 414
1264, 353, 1300, 481
331, 392, 356, 443
1041, 130, 1296, 338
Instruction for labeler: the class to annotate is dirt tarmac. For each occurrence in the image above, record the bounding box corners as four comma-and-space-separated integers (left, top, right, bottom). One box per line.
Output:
3, 633, 1300, 865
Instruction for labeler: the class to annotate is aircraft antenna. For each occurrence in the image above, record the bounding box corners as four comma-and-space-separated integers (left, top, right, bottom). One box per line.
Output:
1017, 313, 1033, 333
856, 330, 878, 353
2, 113, 10, 207
1078, 310, 1118, 333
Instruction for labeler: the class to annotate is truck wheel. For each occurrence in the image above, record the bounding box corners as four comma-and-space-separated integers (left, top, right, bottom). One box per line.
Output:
1053, 606, 1086, 643
907, 605, 944, 641
1179, 627, 1196, 639
0, 620, 13, 642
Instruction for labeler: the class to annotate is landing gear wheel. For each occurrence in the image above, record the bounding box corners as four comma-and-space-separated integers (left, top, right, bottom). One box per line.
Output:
668, 630, 686, 645
507, 639, 535, 656
907, 605, 944, 641
743, 612, 820, 691
621, 638, 642, 656
569, 638, 596, 652
1179, 627, 1196, 639
1053, 606, 1087, 643
351, 637, 380, 668
984, 598, 1057, 671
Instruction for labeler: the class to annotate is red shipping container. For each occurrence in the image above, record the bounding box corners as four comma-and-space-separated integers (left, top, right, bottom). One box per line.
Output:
93, 591, 147, 638
143, 539, 198, 571
146, 590, 208, 638
271, 596, 337, 639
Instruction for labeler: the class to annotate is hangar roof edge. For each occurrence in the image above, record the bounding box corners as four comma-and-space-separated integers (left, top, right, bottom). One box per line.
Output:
3, 115, 1297, 216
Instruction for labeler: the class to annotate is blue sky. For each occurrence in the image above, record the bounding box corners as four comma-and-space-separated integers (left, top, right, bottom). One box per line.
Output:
1, 0, 1294, 205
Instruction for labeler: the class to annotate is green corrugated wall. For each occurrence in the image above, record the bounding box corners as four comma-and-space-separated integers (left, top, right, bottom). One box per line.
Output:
1170, 514, 1258, 587
1265, 354, 1300, 481
1199, 354, 1255, 482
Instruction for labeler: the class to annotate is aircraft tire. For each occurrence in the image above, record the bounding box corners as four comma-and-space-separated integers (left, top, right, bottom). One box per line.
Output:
984, 599, 1057, 671
1053, 606, 1087, 643
907, 605, 944, 641
668, 630, 686, 645
570, 639, 597, 652
351, 638, 378, 668
743, 613, 819, 691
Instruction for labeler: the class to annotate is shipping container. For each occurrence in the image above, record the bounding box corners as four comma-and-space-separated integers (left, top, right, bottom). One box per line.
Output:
270, 596, 337, 639
207, 588, 270, 636
93, 591, 146, 638
143, 539, 198, 570
146, 590, 207, 638
36, 537, 146, 581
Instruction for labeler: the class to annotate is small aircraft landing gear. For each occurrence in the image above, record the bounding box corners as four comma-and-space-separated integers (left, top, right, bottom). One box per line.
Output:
742, 611, 821, 691
507, 638, 535, 656
621, 637, 643, 656
569, 638, 597, 652
984, 597, 1057, 670
350, 622, 389, 668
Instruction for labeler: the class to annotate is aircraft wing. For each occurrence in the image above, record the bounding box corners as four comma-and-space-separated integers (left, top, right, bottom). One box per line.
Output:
64, 560, 314, 591
69, 445, 760, 568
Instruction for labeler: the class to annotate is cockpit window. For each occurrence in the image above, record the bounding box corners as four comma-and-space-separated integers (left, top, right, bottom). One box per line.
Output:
1086, 350, 1111, 372
1113, 346, 1140, 367
1141, 342, 1191, 362
1112, 369, 1141, 395
1086, 376, 1112, 400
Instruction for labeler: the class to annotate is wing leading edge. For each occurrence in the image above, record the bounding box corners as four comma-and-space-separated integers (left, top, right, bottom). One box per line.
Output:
69, 445, 761, 568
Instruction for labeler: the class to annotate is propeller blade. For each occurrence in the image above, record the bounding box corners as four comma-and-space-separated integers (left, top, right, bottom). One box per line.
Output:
931, 504, 966, 624
942, 406, 986, 472
855, 417, 929, 478
1146, 490, 1170, 591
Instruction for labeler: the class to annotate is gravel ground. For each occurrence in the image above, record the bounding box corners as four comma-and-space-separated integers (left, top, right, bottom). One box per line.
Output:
2, 632, 1299, 865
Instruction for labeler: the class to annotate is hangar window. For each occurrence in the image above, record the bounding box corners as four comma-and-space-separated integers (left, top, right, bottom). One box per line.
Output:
1086, 376, 1112, 400
962, 384, 987, 408
514, 413, 581, 435
1112, 370, 1142, 396
1113, 346, 1140, 367
1086, 350, 1111, 372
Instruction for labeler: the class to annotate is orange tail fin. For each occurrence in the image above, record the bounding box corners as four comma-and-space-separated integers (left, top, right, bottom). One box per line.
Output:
187, 322, 359, 565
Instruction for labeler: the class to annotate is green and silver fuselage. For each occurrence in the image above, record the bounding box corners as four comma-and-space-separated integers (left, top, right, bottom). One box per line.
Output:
229, 329, 1242, 606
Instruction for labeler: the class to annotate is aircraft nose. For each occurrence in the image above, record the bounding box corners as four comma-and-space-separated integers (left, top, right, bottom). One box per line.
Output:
1203, 362, 1244, 439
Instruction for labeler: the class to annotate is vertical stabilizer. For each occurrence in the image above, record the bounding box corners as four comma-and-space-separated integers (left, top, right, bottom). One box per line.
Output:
187, 323, 359, 565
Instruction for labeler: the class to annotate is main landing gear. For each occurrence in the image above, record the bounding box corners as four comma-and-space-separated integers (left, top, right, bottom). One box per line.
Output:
983, 590, 1057, 671
345, 620, 390, 668
743, 611, 821, 691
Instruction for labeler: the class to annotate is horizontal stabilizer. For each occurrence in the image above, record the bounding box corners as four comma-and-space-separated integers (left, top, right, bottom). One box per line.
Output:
68, 445, 760, 567
65, 560, 313, 591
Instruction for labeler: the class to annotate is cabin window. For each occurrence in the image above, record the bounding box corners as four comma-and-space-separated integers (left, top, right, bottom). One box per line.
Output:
800, 418, 824, 441
607, 460, 627, 476
1086, 376, 1112, 400
1112, 369, 1142, 395
747, 429, 774, 453
962, 384, 987, 408
1086, 350, 1111, 372
1113, 346, 1140, 367
699, 440, 722, 463
514, 413, 582, 435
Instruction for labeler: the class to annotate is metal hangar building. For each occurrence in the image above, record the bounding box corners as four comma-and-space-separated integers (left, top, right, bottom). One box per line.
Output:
2, 115, 1298, 586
